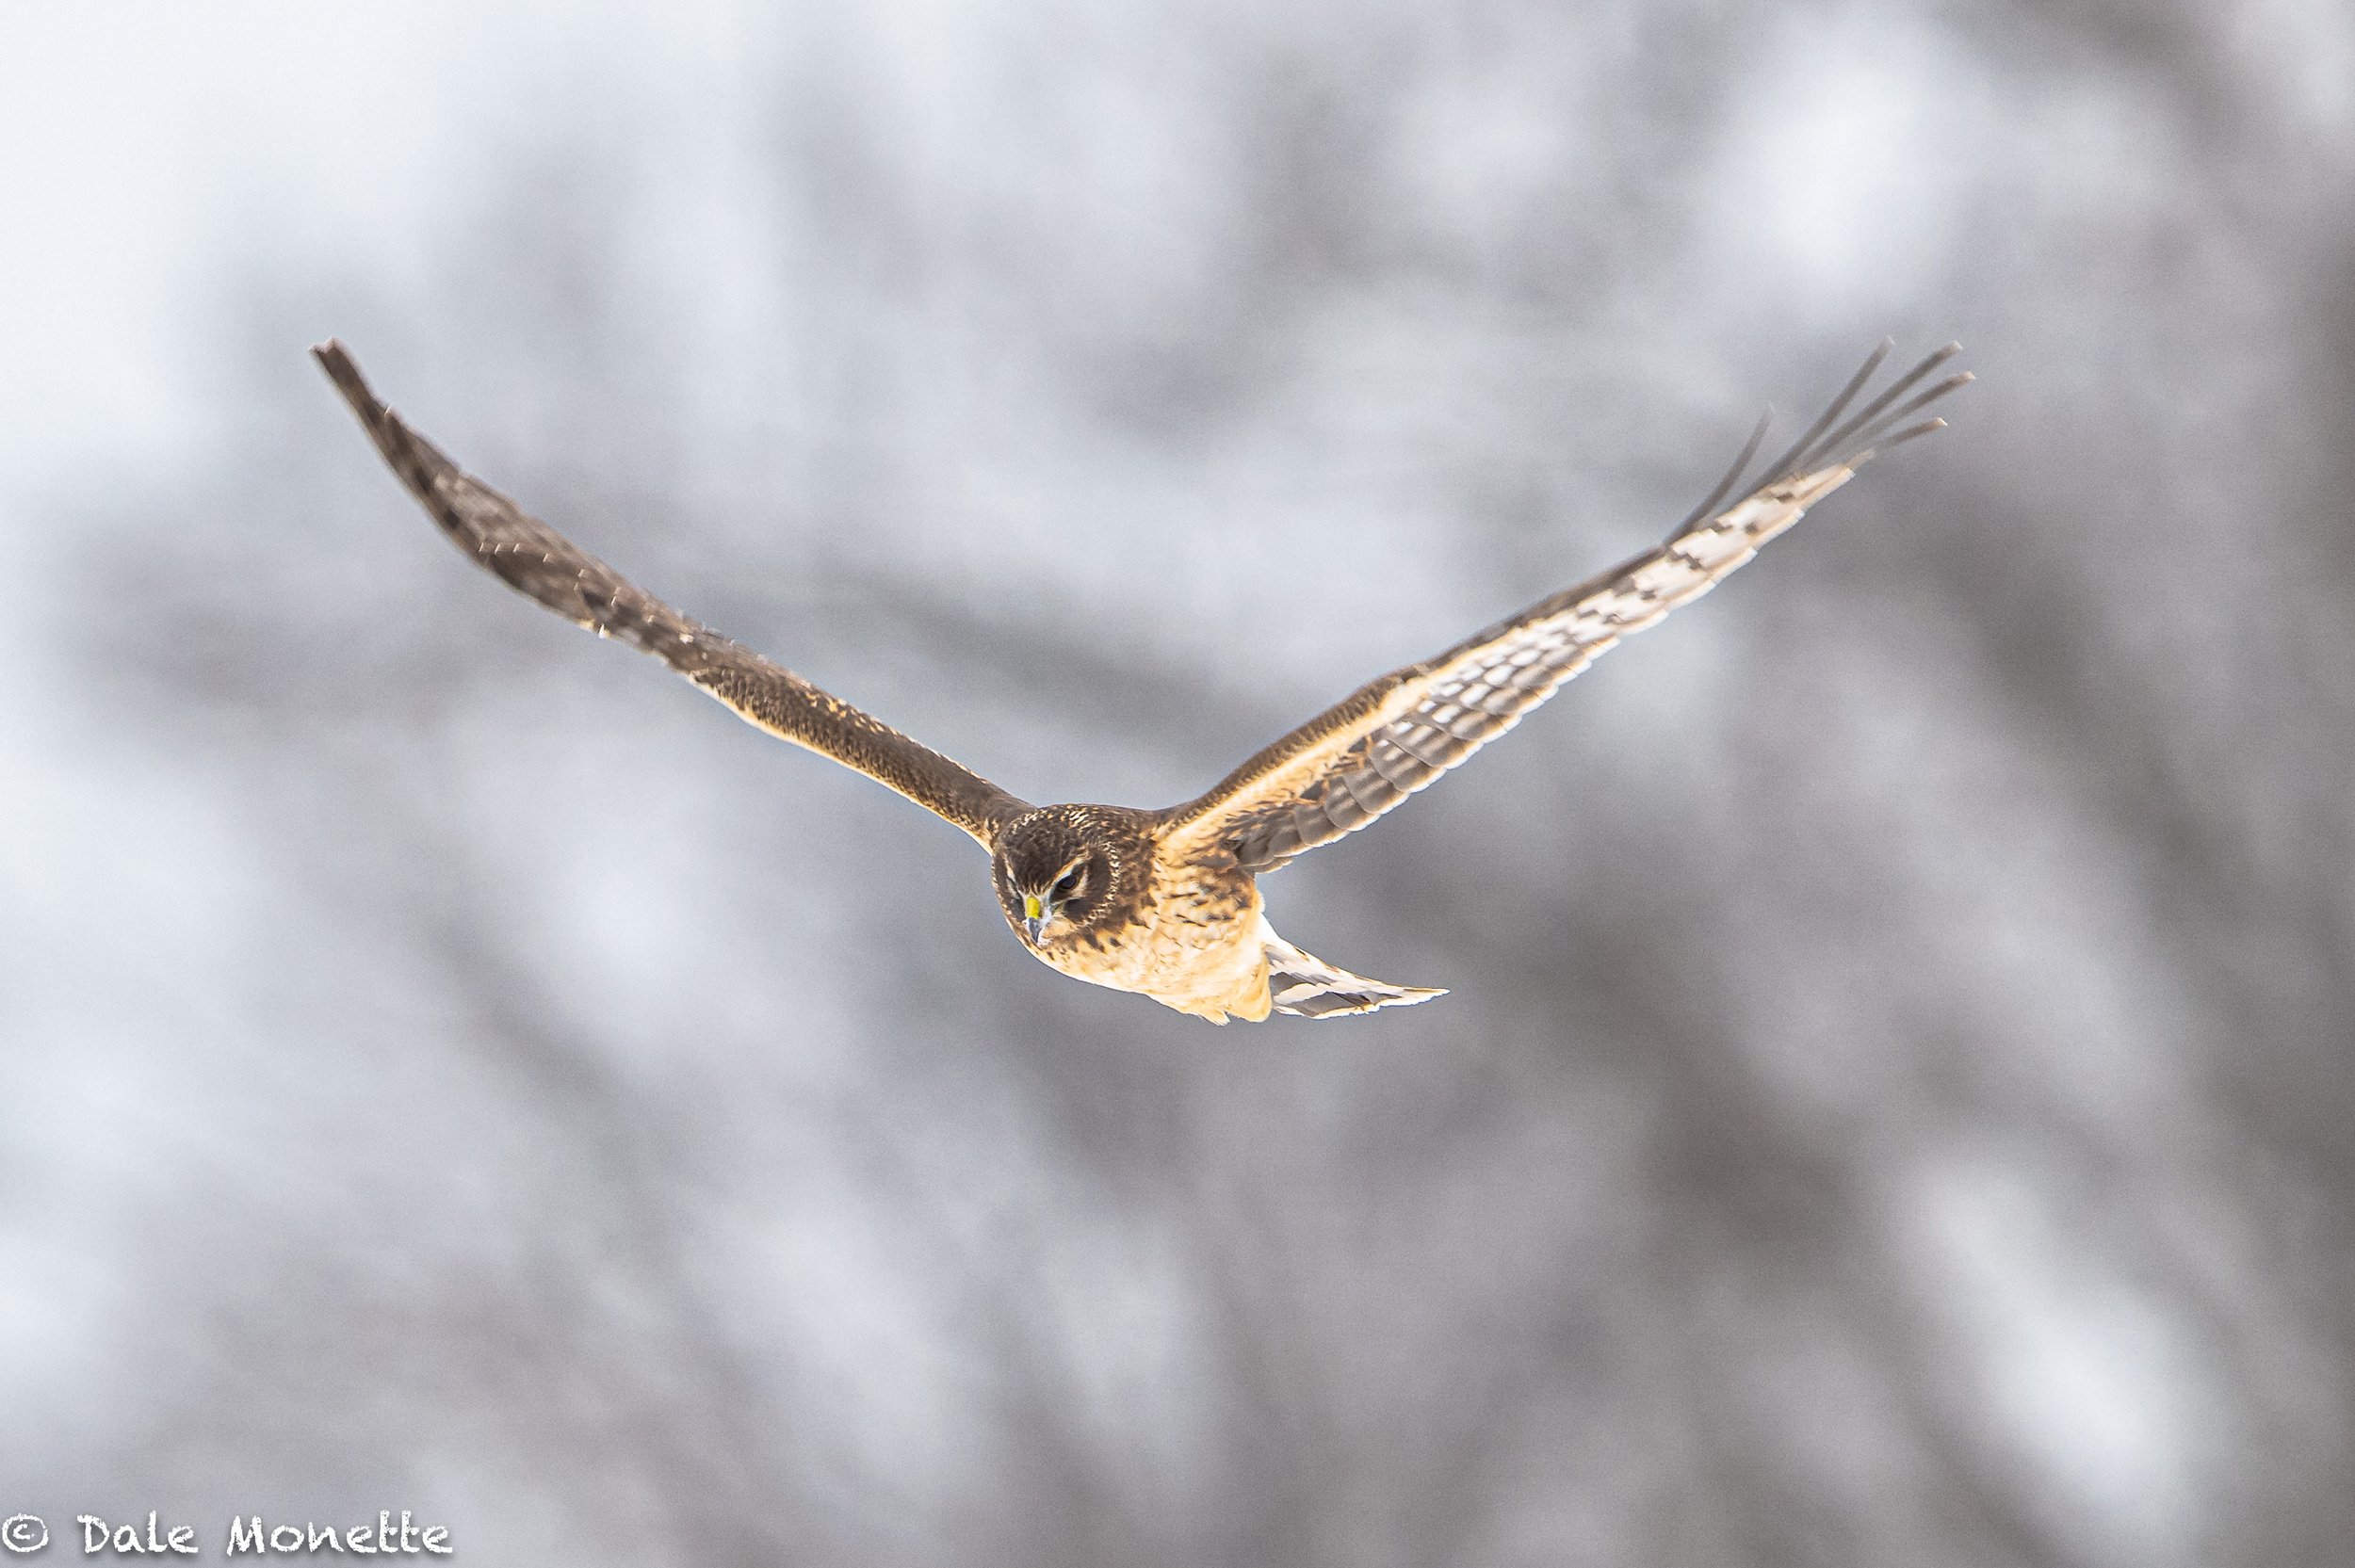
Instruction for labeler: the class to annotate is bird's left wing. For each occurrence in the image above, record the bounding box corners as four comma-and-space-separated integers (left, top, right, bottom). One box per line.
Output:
314, 342, 1031, 849
1158, 342, 1970, 874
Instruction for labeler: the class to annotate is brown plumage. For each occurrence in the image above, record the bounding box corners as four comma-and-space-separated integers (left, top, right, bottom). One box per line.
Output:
315, 338, 1968, 1023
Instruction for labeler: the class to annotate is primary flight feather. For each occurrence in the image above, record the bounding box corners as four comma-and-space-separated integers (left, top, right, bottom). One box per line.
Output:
315, 339, 1968, 1022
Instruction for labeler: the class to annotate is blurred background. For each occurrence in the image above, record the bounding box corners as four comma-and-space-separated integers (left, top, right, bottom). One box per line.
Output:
2, 2, 2349, 1563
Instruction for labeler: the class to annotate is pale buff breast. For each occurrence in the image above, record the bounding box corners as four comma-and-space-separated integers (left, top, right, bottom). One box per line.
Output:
1037, 865, 1272, 1024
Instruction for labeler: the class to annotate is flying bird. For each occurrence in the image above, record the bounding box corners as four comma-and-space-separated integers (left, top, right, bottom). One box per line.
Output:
315, 340, 1967, 1023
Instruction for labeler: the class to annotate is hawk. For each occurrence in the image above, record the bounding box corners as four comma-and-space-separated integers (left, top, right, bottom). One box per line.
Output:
316, 340, 1967, 1023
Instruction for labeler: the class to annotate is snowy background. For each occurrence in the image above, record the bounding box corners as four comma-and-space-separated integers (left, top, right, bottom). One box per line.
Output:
2, 2, 2350, 1564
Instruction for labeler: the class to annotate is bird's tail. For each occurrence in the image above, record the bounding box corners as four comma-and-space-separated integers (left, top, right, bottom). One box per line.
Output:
1262, 929, 1446, 1019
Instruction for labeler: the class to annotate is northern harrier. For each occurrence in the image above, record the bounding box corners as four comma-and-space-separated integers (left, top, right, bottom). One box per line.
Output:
316, 340, 1967, 1023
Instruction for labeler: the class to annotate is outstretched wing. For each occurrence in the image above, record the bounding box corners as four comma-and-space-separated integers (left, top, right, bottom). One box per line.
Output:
315, 342, 1031, 849
1160, 342, 1970, 873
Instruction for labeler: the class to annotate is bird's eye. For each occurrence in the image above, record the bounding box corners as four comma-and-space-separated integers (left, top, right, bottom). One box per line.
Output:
1052, 866, 1084, 897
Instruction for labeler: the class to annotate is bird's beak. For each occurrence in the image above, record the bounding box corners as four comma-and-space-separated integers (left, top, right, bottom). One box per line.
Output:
1022, 894, 1047, 946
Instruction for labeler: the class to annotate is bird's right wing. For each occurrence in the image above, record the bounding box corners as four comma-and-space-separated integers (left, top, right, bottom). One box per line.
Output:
1158, 342, 1970, 874
315, 342, 1031, 849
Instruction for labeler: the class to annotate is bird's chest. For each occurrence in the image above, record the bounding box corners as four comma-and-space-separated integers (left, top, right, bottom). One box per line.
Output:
1039, 864, 1264, 1005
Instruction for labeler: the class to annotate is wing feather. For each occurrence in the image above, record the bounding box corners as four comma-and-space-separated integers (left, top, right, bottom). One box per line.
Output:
1161, 343, 1970, 873
314, 342, 1030, 849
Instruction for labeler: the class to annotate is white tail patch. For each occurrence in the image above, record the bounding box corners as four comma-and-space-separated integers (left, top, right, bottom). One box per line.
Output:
1261, 928, 1445, 1019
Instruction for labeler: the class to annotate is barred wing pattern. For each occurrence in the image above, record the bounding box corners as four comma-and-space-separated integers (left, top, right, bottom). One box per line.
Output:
314, 343, 1031, 849
1162, 343, 1969, 874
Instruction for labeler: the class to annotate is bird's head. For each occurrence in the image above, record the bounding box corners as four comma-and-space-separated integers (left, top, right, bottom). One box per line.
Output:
993, 808, 1123, 947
